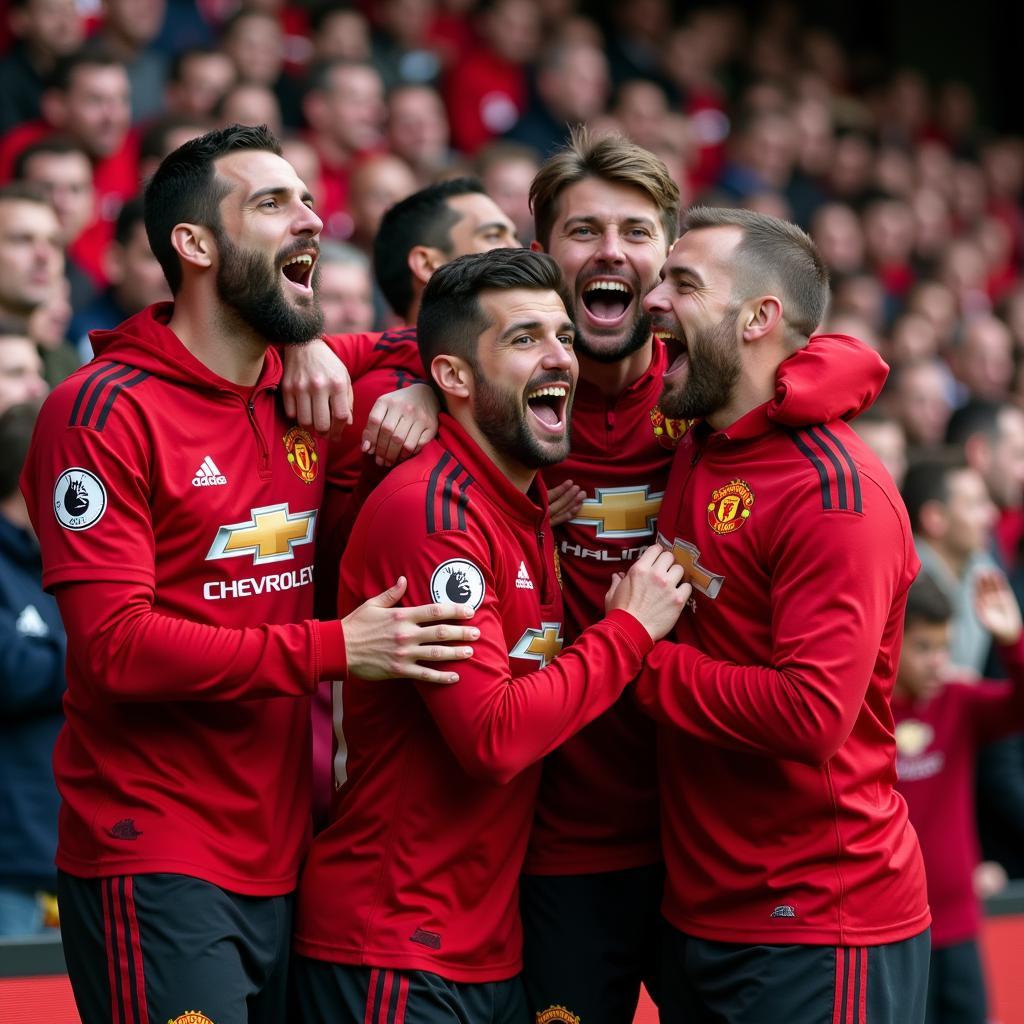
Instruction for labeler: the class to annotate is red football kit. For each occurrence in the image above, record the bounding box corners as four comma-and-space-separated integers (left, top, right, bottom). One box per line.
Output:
894, 641, 1024, 947
526, 334, 890, 877
293, 416, 655, 981
635, 354, 930, 946
21, 303, 347, 895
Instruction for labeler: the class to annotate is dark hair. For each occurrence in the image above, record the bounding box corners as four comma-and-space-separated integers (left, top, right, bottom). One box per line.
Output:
682, 206, 830, 343
530, 126, 680, 250
143, 123, 282, 293
13, 135, 90, 180
0, 402, 39, 500
418, 248, 570, 385
905, 571, 953, 626
139, 115, 211, 165
46, 48, 124, 93
169, 46, 230, 84
0, 181, 53, 208
373, 177, 487, 320
309, 2, 363, 33
900, 451, 967, 533
945, 398, 1005, 446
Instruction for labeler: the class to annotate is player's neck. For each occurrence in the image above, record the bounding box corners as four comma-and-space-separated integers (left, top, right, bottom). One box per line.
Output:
452, 411, 535, 493
168, 295, 268, 387
577, 339, 654, 398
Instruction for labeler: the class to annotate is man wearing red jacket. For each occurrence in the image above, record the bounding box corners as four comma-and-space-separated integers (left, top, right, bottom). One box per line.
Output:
20, 124, 479, 1024
639, 206, 930, 1021
292, 248, 691, 1022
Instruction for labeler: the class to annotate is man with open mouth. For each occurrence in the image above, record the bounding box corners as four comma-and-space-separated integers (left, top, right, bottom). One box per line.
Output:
292, 247, 691, 1023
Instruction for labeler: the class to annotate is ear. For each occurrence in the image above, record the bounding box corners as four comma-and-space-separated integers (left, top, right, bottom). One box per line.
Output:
918, 498, 948, 540
170, 222, 215, 273
40, 89, 67, 128
741, 295, 784, 343
431, 353, 472, 400
408, 245, 442, 287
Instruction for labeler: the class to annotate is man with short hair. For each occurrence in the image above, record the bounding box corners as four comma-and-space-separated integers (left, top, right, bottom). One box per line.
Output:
316, 240, 375, 335
0, 183, 64, 328
21, 124, 479, 1024
638, 206, 929, 1022
0, 326, 48, 413
292, 247, 691, 1022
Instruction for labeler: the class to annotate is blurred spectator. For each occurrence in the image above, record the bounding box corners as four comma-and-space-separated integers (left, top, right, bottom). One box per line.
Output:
370, 0, 443, 90
164, 46, 236, 120
810, 202, 866, 277
828, 131, 876, 207
345, 153, 418, 254
0, 325, 48, 412
886, 357, 956, 450
308, 3, 372, 64
86, 0, 168, 122
302, 59, 386, 238
852, 408, 908, 488
280, 134, 323, 200
0, 0, 84, 135
946, 400, 1024, 573
316, 241, 375, 334
216, 81, 283, 136
0, 401, 66, 937
603, 0, 670, 88
137, 114, 209, 182
907, 279, 961, 353
28, 277, 78, 387
941, 236, 992, 320
0, 183, 64, 330
445, 0, 540, 153
830, 271, 887, 337
893, 569, 1022, 1024
888, 311, 940, 368
386, 83, 455, 187
862, 195, 917, 313
68, 197, 170, 359
609, 78, 670, 156
475, 139, 539, 245
14, 136, 99, 308
903, 454, 999, 673
953, 315, 1015, 401
505, 40, 610, 157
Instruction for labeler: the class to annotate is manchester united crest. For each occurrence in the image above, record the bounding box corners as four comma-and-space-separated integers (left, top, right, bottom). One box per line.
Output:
536, 1008, 581, 1024
167, 1013, 215, 1024
707, 480, 754, 535
649, 406, 690, 449
282, 426, 319, 484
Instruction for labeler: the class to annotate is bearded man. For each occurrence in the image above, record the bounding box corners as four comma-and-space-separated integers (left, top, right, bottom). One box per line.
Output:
20, 124, 482, 1024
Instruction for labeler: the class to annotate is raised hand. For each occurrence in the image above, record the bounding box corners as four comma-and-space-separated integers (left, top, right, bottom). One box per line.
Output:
975, 568, 1023, 646
606, 545, 691, 642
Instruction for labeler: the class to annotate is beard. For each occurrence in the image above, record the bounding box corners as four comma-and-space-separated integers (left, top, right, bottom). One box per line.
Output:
472, 372, 572, 469
572, 309, 652, 365
214, 231, 324, 346
659, 310, 742, 421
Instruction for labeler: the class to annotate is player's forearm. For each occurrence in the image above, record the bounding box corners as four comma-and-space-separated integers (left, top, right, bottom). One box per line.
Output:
421, 610, 653, 784
635, 641, 864, 765
57, 583, 344, 702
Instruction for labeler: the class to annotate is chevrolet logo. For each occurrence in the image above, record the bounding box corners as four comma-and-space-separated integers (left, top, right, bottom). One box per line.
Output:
510, 622, 564, 667
658, 532, 724, 599
571, 485, 663, 539
207, 503, 317, 565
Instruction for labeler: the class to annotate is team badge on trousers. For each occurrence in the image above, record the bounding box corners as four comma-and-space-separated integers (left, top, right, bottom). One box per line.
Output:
536, 1007, 581, 1024
167, 1013, 215, 1024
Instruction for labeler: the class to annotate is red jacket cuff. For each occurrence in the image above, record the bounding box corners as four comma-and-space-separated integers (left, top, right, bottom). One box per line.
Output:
603, 608, 657, 660
316, 619, 348, 680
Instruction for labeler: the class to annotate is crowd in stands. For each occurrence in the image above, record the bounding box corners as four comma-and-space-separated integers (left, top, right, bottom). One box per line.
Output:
2, 0, 1024, 1014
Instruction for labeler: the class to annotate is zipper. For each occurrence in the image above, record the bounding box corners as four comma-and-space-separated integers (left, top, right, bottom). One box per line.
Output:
536, 525, 555, 604
245, 388, 273, 475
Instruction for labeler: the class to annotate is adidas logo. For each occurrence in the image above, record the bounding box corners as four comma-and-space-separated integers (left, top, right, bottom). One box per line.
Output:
515, 560, 534, 590
192, 456, 227, 487
16, 604, 48, 638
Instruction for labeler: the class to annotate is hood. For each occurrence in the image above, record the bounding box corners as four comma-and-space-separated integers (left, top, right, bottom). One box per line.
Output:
769, 334, 888, 427
88, 302, 282, 393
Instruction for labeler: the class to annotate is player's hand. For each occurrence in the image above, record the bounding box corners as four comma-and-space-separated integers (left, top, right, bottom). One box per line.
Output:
973, 859, 1008, 899
282, 338, 353, 435
342, 576, 479, 684
606, 545, 691, 642
361, 382, 439, 467
975, 568, 1023, 645
548, 479, 584, 527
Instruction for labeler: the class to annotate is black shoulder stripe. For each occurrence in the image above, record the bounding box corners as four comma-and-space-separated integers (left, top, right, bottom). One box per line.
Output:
819, 424, 862, 512
425, 451, 453, 534
787, 428, 832, 510
805, 426, 849, 510
69, 362, 150, 430
456, 472, 474, 531
95, 370, 150, 431
440, 460, 469, 532
374, 326, 418, 351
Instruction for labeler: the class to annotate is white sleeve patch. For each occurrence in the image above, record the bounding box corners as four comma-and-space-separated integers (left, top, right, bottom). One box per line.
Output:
430, 558, 486, 610
53, 468, 107, 531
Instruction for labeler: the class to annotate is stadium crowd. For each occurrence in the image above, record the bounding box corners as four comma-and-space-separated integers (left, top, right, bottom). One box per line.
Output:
2, 1, 1024, 1023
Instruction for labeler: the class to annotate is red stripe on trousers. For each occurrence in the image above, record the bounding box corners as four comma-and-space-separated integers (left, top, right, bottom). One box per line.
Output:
858, 947, 868, 1024
377, 970, 395, 1024
394, 975, 410, 1024
101, 879, 122, 1024
844, 947, 857, 1024
112, 879, 135, 1023
123, 878, 149, 1024
832, 947, 844, 1024
363, 968, 380, 1024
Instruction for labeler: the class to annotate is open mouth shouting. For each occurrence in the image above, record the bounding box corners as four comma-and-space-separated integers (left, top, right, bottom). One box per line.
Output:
653, 324, 689, 384
578, 275, 637, 331
279, 247, 318, 296
525, 377, 572, 436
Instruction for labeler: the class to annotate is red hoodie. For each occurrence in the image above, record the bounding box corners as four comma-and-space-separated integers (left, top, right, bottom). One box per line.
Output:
21, 303, 346, 895
635, 343, 929, 946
